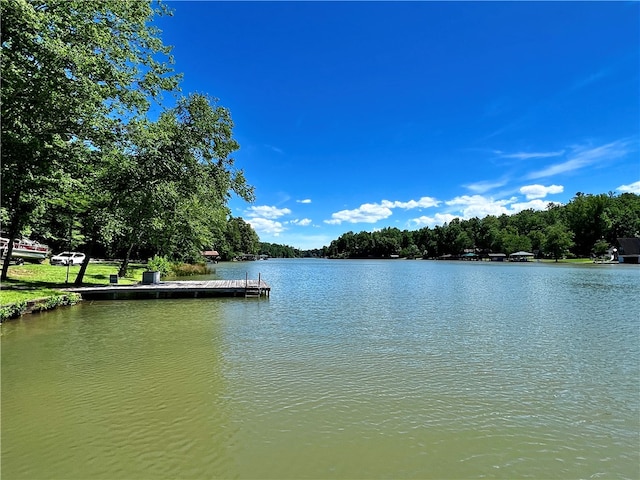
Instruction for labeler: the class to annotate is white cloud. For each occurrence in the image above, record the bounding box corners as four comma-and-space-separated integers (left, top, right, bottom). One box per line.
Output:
510, 199, 560, 212
519, 184, 564, 199
410, 193, 560, 227
526, 140, 632, 180
291, 218, 312, 226
325, 196, 440, 225
411, 213, 459, 228
325, 203, 393, 224
381, 196, 440, 209
445, 195, 515, 218
617, 180, 640, 194
297, 199, 312, 204
246, 205, 291, 219
246, 217, 285, 236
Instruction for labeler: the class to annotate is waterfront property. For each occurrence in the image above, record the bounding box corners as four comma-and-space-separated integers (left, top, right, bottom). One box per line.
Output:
617, 237, 640, 264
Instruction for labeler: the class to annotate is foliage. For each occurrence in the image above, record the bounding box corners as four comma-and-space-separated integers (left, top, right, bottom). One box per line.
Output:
0, 294, 81, 321
220, 217, 260, 260
147, 255, 172, 276
0, 300, 27, 321
259, 242, 300, 258
0, 0, 179, 281
543, 223, 575, 262
324, 192, 639, 260
105, 93, 253, 277
170, 262, 212, 277
592, 239, 610, 257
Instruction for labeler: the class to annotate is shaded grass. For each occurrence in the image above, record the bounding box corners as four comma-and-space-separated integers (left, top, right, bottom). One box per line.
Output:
0, 262, 147, 306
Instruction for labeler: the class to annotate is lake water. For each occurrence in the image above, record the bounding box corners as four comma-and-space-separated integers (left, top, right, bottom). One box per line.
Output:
2, 259, 639, 479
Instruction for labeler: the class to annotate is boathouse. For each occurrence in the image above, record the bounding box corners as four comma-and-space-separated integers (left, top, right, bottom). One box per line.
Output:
617, 238, 640, 264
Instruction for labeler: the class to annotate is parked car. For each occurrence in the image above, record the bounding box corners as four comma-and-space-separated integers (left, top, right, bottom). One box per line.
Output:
50, 251, 86, 266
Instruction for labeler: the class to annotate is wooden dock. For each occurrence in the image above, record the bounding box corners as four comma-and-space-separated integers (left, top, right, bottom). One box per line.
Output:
65, 279, 270, 301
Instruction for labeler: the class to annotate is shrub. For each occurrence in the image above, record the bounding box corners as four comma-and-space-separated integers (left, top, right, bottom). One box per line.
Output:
147, 255, 173, 276
171, 262, 212, 277
0, 301, 28, 322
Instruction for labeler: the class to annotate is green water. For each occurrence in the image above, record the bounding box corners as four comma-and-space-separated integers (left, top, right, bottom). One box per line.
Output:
2, 259, 639, 479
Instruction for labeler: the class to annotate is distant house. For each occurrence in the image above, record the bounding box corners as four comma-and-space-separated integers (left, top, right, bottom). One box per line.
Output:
617, 238, 640, 264
202, 250, 220, 262
509, 251, 535, 262
488, 253, 507, 262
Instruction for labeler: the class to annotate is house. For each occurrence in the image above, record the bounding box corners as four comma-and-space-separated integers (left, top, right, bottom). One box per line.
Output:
617, 238, 640, 264
202, 250, 220, 262
509, 251, 535, 262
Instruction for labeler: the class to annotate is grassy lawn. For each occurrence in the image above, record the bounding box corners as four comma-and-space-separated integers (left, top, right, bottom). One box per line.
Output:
0, 262, 147, 306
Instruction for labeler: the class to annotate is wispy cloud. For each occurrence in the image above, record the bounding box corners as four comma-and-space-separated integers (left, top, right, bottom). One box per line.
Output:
297, 199, 312, 204
617, 180, 640, 194
519, 184, 564, 199
571, 69, 609, 91
465, 179, 508, 194
497, 150, 565, 160
325, 196, 440, 225
526, 140, 633, 180
265, 144, 284, 154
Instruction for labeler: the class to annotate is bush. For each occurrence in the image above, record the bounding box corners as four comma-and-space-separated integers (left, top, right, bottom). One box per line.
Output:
147, 255, 173, 276
32, 294, 82, 314
171, 262, 212, 277
0, 300, 28, 322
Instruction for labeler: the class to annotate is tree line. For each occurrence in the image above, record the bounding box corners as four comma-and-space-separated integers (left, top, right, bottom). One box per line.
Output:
322, 192, 640, 261
1, 0, 260, 281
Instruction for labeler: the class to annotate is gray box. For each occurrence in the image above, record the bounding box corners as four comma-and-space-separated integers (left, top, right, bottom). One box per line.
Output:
142, 271, 160, 285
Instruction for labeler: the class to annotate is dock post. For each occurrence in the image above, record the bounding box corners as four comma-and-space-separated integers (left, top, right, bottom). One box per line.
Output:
258, 272, 261, 296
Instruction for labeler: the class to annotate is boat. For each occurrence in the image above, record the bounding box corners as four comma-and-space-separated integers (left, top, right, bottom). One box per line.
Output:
0, 237, 50, 263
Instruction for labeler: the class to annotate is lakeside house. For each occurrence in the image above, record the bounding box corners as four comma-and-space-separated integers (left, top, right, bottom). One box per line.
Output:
202, 250, 220, 262
617, 238, 640, 264
509, 251, 535, 262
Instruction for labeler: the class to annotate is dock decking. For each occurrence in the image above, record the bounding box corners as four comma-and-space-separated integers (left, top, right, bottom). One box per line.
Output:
66, 279, 270, 300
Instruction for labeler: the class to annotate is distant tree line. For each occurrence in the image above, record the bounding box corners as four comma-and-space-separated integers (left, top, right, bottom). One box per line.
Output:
322, 193, 640, 261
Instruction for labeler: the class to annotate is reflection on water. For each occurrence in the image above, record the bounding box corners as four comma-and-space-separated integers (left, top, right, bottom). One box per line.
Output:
2, 260, 639, 479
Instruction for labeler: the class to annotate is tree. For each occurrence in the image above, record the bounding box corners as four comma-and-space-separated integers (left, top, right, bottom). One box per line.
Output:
564, 193, 611, 257
102, 93, 254, 278
223, 217, 259, 259
1, 0, 179, 280
543, 223, 574, 262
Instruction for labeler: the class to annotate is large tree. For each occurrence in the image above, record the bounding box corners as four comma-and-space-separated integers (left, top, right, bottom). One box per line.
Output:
1, 0, 179, 280
102, 94, 254, 278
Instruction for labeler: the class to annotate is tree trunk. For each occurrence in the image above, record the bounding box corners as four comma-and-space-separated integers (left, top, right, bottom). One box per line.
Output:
1, 219, 21, 281
74, 240, 94, 285
118, 243, 134, 278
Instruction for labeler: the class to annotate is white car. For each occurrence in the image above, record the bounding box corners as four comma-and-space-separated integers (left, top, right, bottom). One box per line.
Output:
50, 251, 86, 266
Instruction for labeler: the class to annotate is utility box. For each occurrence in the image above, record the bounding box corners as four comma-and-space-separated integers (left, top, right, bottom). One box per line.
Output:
142, 271, 160, 285
109, 274, 118, 284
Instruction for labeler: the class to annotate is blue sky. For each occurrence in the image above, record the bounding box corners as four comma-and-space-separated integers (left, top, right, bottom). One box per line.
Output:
156, 1, 639, 250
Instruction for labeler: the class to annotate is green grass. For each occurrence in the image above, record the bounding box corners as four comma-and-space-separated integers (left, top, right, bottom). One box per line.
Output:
0, 262, 147, 306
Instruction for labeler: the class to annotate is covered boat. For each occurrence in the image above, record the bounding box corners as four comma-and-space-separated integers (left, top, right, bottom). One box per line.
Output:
0, 237, 49, 263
